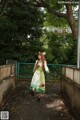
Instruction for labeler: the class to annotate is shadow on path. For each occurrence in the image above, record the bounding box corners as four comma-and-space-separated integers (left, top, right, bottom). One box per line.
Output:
3, 81, 74, 120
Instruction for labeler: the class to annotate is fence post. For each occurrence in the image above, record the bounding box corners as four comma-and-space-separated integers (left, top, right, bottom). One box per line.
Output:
77, 1, 80, 68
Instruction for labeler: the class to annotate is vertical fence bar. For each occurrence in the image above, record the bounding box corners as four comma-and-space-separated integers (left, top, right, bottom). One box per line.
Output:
17, 62, 19, 78
15, 62, 17, 77
77, 1, 80, 68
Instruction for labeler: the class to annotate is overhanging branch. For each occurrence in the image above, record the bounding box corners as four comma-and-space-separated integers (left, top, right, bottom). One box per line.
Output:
32, 0, 66, 18
0, 0, 11, 16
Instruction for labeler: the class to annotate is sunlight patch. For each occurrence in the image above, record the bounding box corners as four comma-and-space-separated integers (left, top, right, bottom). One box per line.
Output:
46, 99, 64, 111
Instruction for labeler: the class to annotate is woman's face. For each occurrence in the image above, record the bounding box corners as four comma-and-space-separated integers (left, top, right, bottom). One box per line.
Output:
38, 55, 41, 60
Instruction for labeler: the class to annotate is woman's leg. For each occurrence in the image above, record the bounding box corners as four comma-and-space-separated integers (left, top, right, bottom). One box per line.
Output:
31, 87, 35, 96
32, 87, 35, 91
36, 93, 41, 102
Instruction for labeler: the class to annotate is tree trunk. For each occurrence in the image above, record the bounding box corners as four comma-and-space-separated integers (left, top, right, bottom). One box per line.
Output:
0, 0, 78, 39
66, 4, 78, 39
33, 0, 78, 39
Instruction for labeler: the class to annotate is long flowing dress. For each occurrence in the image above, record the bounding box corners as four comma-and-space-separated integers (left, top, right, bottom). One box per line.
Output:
30, 60, 49, 93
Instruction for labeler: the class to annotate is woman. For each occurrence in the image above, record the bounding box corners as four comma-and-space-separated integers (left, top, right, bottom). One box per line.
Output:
30, 52, 49, 101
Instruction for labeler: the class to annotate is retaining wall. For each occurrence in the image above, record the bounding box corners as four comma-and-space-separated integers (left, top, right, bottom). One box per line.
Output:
0, 64, 15, 107
62, 67, 80, 120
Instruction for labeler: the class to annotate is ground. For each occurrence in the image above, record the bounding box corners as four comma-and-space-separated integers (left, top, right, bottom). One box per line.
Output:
3, 80, 75, 120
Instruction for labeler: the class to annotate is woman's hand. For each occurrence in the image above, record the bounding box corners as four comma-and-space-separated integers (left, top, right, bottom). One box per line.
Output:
46, 70, 49, 73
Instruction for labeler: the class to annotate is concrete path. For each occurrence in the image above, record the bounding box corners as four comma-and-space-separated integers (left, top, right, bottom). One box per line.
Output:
3, 81, 74, 120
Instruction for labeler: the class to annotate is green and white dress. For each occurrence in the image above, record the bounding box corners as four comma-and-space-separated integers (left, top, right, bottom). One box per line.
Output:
30, 60, 49, 93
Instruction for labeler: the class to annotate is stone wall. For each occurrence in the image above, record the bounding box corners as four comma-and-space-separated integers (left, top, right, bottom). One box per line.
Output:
62, 67, 80, 120
0, 65, 15, 82
0, 64, 15, 107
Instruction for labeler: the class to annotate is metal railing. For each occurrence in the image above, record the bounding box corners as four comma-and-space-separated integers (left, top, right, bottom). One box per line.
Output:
16, 62, 75, 81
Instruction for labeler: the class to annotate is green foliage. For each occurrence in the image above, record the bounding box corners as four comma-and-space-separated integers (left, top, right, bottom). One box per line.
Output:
42, 31, 77, 64
0, 0, 78, 65
44, 12, 68, 27
0, 0, 44, 64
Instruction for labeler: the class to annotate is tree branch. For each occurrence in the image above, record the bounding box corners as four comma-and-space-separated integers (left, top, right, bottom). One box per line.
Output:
0, 0, 11, 16
33, 0, 78, 39
32, 0, 67, 18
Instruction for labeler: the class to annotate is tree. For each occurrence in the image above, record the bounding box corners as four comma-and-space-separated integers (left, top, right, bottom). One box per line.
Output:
29, 0, 78, 39
0, 0, 78, 65
0, 0, 78, 39
0, 0, 44, 64
41, 31, 77, 64
0, 0, 11, 16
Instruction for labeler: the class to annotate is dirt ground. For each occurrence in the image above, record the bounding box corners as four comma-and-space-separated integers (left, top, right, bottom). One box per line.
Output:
3, 80, 75, 120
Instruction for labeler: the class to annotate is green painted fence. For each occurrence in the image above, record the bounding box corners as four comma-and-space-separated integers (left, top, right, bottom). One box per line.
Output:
16, 62, 75, 81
